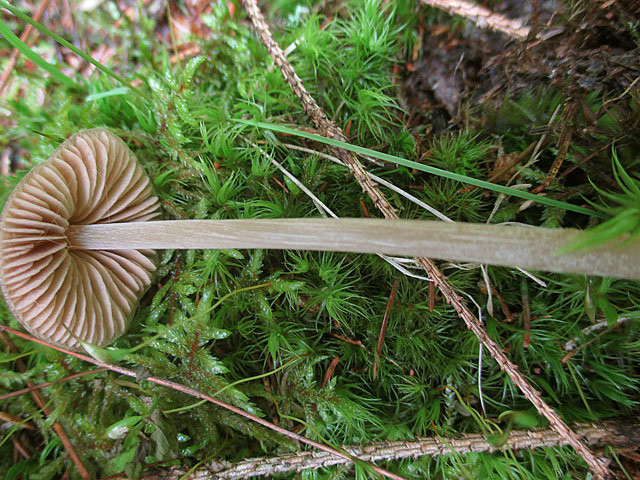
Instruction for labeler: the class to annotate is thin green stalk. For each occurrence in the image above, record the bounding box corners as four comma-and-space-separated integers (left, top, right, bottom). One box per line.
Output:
85, 86, 129, 102
162, 356, 302, 414
0, 398, 53, 449
0, 350, 34, 363
212, 356, 300, 399
566, 361, 594, 420
127, 282, 274, 356
163, 399, 207, 414
605, 446, 633, 480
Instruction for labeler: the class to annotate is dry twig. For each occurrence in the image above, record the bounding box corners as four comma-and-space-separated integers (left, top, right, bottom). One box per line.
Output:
521, 279, 531, 348
128, 422, 636, 479
563, 317, 631, 353
373, 280, 399, 380
532, 103, 577, 194
201, 423, 630, 479
419, 0, 530, 39
240, 1, 609, 477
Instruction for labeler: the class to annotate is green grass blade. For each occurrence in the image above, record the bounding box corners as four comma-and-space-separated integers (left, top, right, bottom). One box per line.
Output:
237, 119, 605, 218
86, 86, 129, 102
0, 17, 77, 89
0, 0, 148, 100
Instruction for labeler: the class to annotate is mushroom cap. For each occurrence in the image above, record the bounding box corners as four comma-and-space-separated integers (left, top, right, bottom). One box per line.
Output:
0, 129, 160, 350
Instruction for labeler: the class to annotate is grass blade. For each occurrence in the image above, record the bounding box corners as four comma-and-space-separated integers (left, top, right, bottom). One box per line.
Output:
237, 119, 605, 218
0, 17, 77, 89
0, 0, 148, 100
85, 86, 129, 102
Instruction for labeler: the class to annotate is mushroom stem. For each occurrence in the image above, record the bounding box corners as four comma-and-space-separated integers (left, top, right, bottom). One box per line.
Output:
68, 219, 640, 280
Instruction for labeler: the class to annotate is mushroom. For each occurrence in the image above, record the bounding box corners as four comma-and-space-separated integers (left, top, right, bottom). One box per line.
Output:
1, 129, 638, 350
1, 129, 159, 350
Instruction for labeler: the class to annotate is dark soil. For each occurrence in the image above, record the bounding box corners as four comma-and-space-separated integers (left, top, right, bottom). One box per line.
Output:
402, 0, 639, 209
404, 1, 639, 127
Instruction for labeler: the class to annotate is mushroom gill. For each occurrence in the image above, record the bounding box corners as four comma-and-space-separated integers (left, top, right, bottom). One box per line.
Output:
0, 129, 160, 350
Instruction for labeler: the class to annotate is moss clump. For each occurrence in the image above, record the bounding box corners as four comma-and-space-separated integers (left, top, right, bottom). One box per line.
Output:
0, 0, 638, 478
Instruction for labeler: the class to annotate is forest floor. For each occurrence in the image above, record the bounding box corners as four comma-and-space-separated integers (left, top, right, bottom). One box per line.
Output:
1, 0, 639, 479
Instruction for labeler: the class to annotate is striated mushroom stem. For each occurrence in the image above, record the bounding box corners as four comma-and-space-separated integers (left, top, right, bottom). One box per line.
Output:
68, 219, 640, 280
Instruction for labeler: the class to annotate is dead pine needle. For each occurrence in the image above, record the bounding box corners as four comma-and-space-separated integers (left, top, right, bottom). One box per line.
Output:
321, 356, 341, 388
428, 281, 436, 312
532, 103, 577, 194
373, 280, 399, 380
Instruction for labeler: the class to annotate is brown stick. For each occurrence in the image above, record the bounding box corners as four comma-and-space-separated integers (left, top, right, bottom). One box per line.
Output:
532, 103, 577, 194
418, 0, 530, 39
320, 356, 340, 388
0, 331, 92, 480
0, 325, 407, 480
414, 260, 613, 479
240, 1, 609, 477
521, 279, 531, 348
109, 422, 634, 479
191, 422, 631, 479
373, 280, 399, 379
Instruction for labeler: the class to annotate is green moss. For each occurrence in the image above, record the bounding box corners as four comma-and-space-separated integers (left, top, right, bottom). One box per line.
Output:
0, 1, 639, 478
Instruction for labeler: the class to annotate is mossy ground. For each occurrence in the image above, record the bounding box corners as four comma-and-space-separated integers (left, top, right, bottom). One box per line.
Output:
0, 0, 639, 478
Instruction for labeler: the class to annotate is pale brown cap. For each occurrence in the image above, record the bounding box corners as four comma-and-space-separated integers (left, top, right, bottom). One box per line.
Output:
0, 129, 160, 350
